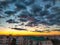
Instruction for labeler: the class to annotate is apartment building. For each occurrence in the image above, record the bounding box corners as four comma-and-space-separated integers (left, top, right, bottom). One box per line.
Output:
0, 36, 54, 45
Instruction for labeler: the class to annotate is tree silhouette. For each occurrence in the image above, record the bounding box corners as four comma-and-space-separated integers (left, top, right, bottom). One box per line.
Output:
11, 38, 16, 45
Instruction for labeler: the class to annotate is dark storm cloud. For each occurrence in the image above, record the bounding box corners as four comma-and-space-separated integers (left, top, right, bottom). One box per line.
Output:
0, 0, 60, 28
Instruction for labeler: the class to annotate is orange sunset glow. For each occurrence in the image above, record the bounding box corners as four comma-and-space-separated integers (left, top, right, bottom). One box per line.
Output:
0, 27, 60, 36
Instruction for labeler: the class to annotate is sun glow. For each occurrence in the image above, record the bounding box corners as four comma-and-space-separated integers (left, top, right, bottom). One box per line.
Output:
0, 27, 60, 36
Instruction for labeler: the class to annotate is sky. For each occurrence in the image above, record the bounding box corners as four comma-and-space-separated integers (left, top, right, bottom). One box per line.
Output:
0, 0, 60, 30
